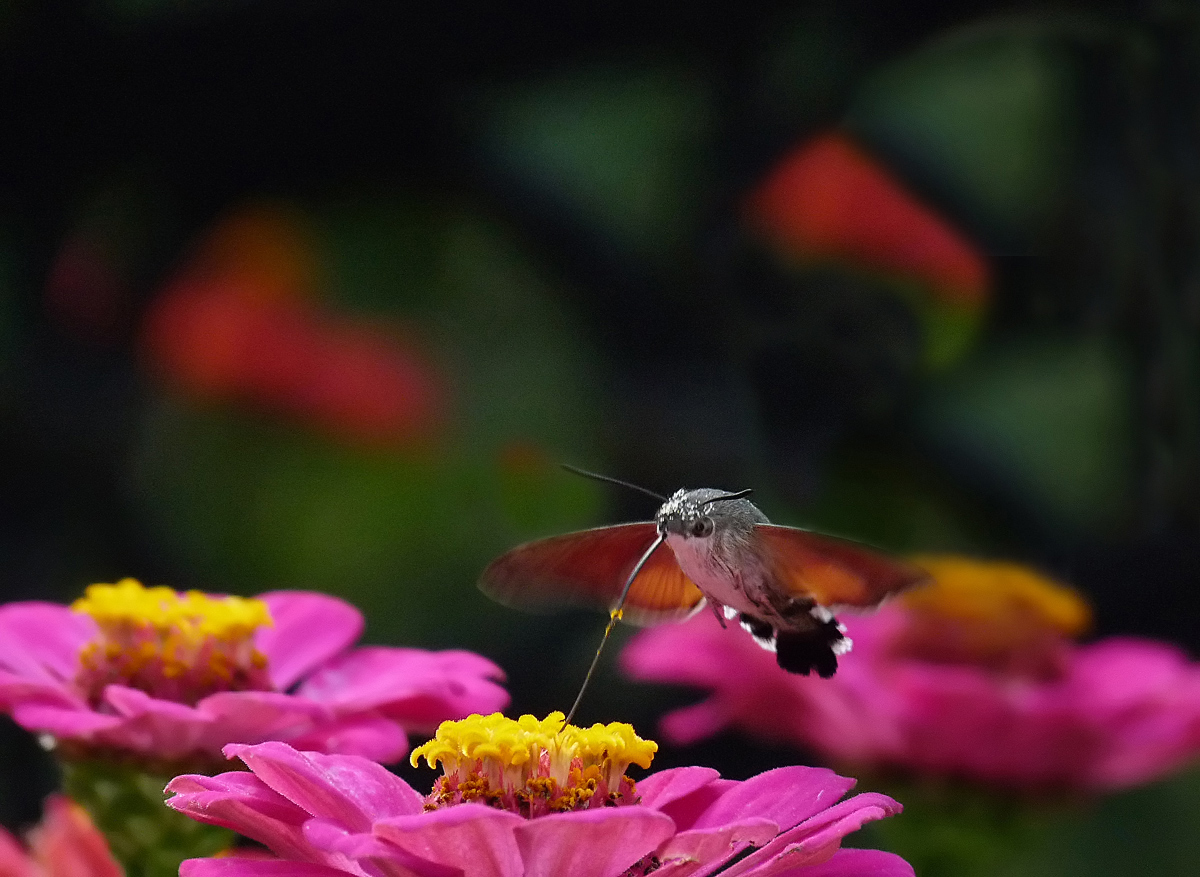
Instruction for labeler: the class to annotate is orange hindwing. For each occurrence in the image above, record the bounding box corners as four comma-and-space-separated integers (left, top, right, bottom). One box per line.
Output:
479, 523, 704, 625
754, 523, 928, 608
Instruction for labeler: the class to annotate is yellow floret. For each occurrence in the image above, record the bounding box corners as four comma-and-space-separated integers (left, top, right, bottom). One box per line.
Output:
905, 556, 1091, 638
73, 579, 273, 641
71, 579, 274, 705
411, 712, 656, 773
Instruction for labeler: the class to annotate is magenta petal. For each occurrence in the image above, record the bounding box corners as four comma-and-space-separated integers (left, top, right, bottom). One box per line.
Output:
373, 804, 523, 877
181, 858, 351, 877
0, 603, 93, 683
166, 772, 319, 862
92, 686, 213, 757
636, 767, 721, 811
690, 767, 855, 834
165, 771, 296, 813
783, 793, 903, 865
302, 819, 457, 877
104, 685, 198, 720
295, 647, 509, 732
196, 692, 332, 750
654, 778, 739, 831
299, 819, 370, 856
226, 742, 425, 830
0, 826, 36, 877
280, 713, 408, 764
785, 848, 915, 877
514, 808, 676, 877
655, 820, 779, 877
9, 702, 122, 738
720, 793, 903, 877
659, 700, 735, 746
256, 592, 364, 691
0, 670, 86, 712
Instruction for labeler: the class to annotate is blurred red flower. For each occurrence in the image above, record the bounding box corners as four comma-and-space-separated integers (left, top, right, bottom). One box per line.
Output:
746, 131, 990, 309
141, 206, 443, 446
0, 796, 121, 877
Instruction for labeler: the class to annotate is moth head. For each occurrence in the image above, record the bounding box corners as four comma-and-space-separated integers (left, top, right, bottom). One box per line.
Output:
655, 487, 755, 539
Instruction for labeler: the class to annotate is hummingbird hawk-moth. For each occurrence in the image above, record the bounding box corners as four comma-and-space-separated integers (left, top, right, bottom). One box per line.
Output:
480, 475, 927, 683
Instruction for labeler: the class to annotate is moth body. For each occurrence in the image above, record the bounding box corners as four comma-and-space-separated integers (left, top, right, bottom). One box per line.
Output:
655, 488, 850, 675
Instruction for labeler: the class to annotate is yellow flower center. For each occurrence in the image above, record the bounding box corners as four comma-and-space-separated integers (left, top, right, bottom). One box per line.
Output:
410, 712, 657, 817
72, 578, 273, 706
895, 556, 1092, 676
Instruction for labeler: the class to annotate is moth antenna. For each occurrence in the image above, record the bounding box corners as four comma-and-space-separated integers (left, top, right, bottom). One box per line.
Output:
707, 488, 753, 503
564, 533, 665, 725
560, 464, 668, 503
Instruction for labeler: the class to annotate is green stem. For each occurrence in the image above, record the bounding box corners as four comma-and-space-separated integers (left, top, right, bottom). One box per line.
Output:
60, 759, 233, 877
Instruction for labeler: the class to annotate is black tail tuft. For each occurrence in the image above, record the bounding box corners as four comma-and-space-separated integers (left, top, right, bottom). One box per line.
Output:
775, 619, 846, 677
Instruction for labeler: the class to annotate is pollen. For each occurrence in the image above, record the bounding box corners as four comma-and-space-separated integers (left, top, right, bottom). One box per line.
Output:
410, 712, 657, 817
72, 578, 273, 706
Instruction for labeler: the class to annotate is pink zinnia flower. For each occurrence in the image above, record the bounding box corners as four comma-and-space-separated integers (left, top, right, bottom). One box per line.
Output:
623, 556, 1200, 791
166, 712, 913, 877
0, 795, 121, 877
0, 580, 509, 764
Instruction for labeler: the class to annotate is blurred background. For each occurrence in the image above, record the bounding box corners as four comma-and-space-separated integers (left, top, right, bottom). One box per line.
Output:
1, 0, 1198, 873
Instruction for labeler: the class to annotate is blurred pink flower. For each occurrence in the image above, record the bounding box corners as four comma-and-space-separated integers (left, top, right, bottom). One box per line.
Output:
623, 558, 1200, 792
0, 582, 508, 765
0, 795, 121, 877
166, 713, 912, 877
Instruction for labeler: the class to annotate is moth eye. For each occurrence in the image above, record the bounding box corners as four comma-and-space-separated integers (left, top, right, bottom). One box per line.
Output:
692, 516, 714, 537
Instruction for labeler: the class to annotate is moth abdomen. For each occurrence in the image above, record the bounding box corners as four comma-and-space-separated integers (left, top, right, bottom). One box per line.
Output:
774, 616, 849, 678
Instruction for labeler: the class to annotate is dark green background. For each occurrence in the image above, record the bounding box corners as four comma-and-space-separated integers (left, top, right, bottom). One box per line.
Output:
1, 2, 1198, 874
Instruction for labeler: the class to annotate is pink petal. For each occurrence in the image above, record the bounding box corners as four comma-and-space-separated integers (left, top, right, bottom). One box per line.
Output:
165, 772, 311, 826
295, 647, 509, 732
637, 767, 721, 811
1068, 638, 1192, 705
93, 686, 214, 758
653, 777, 739, 831
720, 793, 902, 877
87, 687, 397, 762
0, 827, 36, 877
165, 772, 319, 862
0, 603, 93, 684
784, 793, 903, 864
298, 820, 369, 855
104, 685, 200, 720
784, 848, 915, 877
0, 673, 87, 713
181, 859, 352, 877
513, 808, 676, 877
28, 795, 123, 877
655, 820, 779, 877
9, 702, 123, 738
280, 713, 408, 764
256, 592, 364, 691
689, 766, 856, 833
197, 692, 332, 747
225, 742, 425, 830
622, 616, 757, 687
658, 700, 735, 746
302, 821, 456, 877
374, 804, 525, 877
